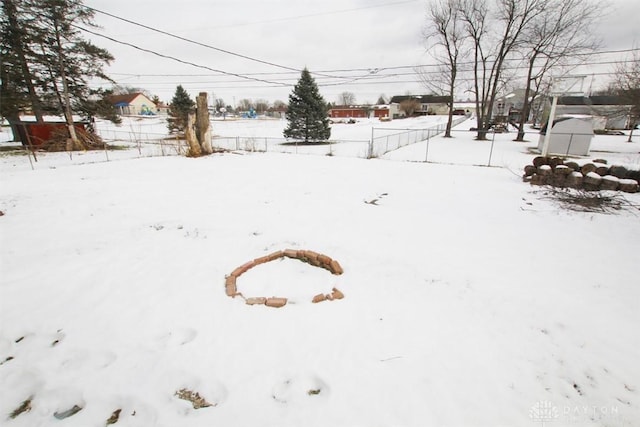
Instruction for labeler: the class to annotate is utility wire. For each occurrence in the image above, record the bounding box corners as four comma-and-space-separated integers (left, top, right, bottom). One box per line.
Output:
73, 24, 290, 87
83, 4, 371, 81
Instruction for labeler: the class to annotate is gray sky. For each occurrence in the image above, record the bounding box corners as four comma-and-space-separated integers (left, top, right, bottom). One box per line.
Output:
84, 0, 639, 106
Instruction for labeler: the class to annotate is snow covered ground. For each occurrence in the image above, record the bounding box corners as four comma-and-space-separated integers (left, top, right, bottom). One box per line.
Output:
1, 117, 639, 427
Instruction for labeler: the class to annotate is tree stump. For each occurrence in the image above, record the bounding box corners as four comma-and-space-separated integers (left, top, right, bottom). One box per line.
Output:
196, 92, 213, 155
185, 112, 201, 157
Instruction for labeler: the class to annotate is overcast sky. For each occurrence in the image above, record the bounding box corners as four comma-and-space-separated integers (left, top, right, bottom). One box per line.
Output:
83, 0, 639, 106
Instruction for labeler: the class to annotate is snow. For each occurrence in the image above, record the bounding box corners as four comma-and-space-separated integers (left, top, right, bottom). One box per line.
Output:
1, 116, 639, 427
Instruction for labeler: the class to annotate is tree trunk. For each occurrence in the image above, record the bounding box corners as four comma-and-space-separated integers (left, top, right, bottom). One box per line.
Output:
3, 0, 45, 123
515, 54, 538, 142
196, 92, 212, 154
185, 112, 201, 157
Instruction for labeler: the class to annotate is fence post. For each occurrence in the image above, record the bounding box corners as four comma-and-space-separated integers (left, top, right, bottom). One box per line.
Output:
488, 130, 496, 167
368, 127, 374, 159
424, 130, 431, 163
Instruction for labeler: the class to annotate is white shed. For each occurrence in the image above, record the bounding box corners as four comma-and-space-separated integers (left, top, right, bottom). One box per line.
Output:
538, 116, 594, 156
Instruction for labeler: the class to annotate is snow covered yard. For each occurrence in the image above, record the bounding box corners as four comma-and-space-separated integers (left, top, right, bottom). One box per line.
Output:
1, 121, 639, 426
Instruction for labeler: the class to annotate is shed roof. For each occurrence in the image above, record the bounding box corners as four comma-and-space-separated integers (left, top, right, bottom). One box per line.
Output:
390, 95, 452, 104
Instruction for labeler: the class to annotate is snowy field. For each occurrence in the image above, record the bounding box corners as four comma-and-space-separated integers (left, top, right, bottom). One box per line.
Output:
1, 117, 639, 427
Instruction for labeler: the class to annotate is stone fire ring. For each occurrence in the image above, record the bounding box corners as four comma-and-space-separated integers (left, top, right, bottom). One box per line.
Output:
225, 249, 344, 308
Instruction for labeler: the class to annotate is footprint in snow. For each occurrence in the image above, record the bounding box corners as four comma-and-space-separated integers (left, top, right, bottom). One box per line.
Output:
271, 374, 329, 404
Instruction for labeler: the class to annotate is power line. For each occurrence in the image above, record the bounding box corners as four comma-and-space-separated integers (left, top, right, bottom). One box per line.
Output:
73, 24, 290, 87
83, 4, 373, 82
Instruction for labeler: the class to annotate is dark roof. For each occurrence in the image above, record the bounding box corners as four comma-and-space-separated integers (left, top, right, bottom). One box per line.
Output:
557, 95, 628, 106
390, 95, 452, 104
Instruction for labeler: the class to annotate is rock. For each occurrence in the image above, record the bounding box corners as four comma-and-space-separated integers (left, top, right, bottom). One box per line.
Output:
523, 164, 537, 177
581, 163, 597, 175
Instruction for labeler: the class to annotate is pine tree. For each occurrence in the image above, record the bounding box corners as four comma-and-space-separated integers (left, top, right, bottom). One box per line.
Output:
167, 85, 195, 134
283, 68, 331, 143
1, 0, 116, 147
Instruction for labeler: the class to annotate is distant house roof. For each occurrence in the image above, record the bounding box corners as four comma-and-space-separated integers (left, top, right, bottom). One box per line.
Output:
390, 95, 452, 104
557, 95, 629, 106
107, 93, 152, 106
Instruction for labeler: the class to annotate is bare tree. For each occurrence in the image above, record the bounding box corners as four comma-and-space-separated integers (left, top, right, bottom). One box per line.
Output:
255, 99, 270, 114
613, 49, 640, 142
400, 99, 421, 116
420, 0, 467, 137
514, 0, 601, 141
461, 0, 545, 139
236, 98, 253, 111
338, 91, 356, 106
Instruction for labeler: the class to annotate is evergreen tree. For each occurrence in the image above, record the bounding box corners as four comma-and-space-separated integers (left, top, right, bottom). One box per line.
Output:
167, 85, 195, 134
0, 0, 116, 146
283, 68, 330, 143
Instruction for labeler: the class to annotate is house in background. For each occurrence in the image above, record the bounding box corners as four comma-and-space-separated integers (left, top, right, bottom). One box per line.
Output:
329, 105, 368, 119
109, 93, 157, 116
329, 105, 390, 119
389, 95, 452, 118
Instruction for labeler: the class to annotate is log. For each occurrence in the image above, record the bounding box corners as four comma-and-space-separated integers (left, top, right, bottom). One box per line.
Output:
549, 157, 564, 169
595, 166, 609, 176
523, 164, 536, 177
609, 165, 628, 179
619, 179, 639, 193
600, 175, 620, 191
530, 174, 547, 186
564, 161, 580, 171
245, 297, 267, 305
537, 165, 553, 176
565, 171, 584, 189
580, 163, 597, 175
553, 165, 572, 176
583, 171, 602, 190
532, 156, 549, 167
